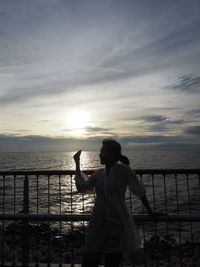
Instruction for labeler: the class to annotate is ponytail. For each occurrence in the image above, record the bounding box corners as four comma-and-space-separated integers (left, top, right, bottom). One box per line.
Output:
119, 154, 130, 165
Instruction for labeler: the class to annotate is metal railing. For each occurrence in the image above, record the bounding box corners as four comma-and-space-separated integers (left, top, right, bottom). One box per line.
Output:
0, 169, 200, 266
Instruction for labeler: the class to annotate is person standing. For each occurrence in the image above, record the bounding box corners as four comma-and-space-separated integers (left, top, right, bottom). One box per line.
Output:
73, 139, 156, 267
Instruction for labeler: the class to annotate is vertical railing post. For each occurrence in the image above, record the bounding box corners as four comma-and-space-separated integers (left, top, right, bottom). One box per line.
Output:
2, 175, 5, 266
23, 174, 29, 213
22, 175, 29, 266
70, 174, 74, 267
198, 173, 200, 189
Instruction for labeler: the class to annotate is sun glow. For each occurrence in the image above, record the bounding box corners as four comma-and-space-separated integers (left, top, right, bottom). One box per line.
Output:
66, 111, 90, 136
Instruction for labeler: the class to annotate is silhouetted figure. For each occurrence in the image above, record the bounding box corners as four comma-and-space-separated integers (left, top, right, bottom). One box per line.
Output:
73, 139, 155, 267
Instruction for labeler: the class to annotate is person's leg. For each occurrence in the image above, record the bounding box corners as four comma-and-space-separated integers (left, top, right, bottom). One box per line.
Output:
105, 253, 122, 267
81, 252, 102, 267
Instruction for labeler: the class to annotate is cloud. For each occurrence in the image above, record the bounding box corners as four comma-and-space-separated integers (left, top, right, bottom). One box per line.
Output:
0, 134, 104, 152
1, 0, 200, 107
166, 119, 186, 125
0, 0, 200, 142
139, 115, 168, 122
187, 108, 200, 117
0, 71, 74, 106
133, 114, 185, 124
146, 125, 169, 133
85, 126, 113, 133
120, 135, 184, 144
166, 74, 200, 93
96, 17, 200, 82
134, 114, 186, 131
0, 133, 199, 152
184, 126, 200, 135
63, 126, 115, 136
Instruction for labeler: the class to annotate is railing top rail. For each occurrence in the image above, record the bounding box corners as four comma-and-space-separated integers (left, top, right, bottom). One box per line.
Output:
1, 213, 200, 222
0, 168, 199, 176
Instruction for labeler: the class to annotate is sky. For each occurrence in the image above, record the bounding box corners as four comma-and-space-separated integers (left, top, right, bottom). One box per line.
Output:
0, 0, 200, 152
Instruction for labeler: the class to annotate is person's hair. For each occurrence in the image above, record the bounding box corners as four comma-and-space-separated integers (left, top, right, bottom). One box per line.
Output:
102, 139, 130, 165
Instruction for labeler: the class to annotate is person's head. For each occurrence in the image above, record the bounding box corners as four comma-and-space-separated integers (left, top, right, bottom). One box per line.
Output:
99, 139, 130, 166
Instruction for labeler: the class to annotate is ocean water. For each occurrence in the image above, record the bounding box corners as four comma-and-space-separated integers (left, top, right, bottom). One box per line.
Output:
0, 149, 200, 171
0, 149, 200, 241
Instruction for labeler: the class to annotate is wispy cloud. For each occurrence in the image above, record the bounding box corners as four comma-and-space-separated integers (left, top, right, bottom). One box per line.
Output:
133, 114, 187, 133
62, 126, 115, 136
166, 74, 200, 93
85, 126, 113, 133
139, 115, 168, 122
137, 115, 185, 125
187, 108, 200, 116
184, 126, 200, 135
0, 0, 200, 150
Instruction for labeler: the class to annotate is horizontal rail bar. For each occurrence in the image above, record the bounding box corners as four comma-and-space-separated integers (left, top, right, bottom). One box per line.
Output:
1, 214, 200, 222
0, 168, 199, 176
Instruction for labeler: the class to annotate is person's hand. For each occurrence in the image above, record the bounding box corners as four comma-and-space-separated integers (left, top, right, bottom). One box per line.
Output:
73, 150, 82, 164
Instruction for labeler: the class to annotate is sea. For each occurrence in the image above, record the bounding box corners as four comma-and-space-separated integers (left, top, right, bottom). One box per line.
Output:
0, 149, 200, 171
0, 149, 200, 242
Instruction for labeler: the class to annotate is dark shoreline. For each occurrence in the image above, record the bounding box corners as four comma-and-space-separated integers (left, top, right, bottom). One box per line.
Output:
1, 222, 200, 266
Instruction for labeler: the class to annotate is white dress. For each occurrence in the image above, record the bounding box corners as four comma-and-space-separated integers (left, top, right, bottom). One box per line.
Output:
75, 163, 146, 254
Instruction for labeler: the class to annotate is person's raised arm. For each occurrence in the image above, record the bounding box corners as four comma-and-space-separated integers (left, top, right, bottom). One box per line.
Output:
73, 150, 96, 193
74, 150, 81, 177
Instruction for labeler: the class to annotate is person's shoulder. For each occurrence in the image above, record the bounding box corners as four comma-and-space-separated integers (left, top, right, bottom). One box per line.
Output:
115, 163, 132, 171
116, 163, 135, 174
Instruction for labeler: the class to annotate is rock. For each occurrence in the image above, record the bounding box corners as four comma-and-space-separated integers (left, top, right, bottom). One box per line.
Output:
149, 235, 160, 244
159, 259, 169, 266
134, 248, 145, 265
39, 255, 48, 263
194, 244, 200, 259
170, 256, 180, 266
2, 222, 200, 266
40, 245, 48, 255
72, 247, 81, 258
182, 257, 194, 267
155, 252, 164, 261
3, 242, 10, 256
62, 251, 72, 261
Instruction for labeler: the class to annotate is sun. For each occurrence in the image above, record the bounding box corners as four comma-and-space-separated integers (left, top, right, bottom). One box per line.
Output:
66, 111, 90, 135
